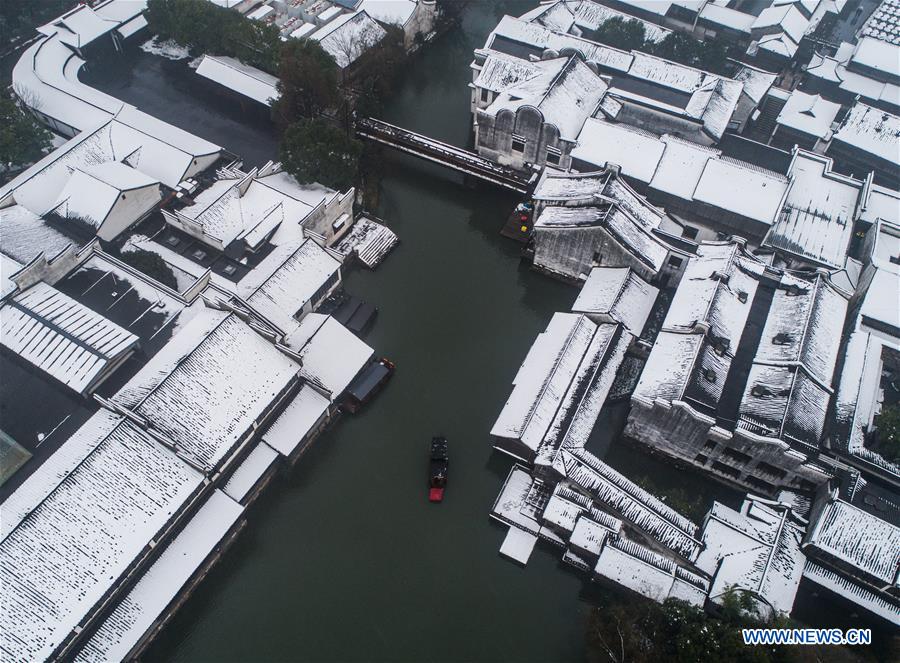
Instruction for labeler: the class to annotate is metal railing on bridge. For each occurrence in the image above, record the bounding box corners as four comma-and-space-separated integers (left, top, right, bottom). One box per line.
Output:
355, 117, 533, 194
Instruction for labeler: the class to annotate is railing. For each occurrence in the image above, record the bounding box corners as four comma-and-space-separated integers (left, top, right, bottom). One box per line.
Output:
355, 117, 531, 193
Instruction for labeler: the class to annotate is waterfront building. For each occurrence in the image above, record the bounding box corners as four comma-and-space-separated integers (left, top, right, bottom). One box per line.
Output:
570, 122, 872, 263
529, 167, 686, 284
626, 238, 850, 495
473, 54, 609, 172
470, 11, 766, 162
162, 161, 354, 256
802, 486, 900, 624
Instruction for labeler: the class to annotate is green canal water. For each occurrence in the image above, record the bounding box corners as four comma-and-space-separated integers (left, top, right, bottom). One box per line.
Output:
133, 3, 740, 661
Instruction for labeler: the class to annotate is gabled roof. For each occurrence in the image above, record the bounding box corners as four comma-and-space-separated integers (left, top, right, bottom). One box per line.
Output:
0, 282, 139, 393
696, 498, 806, 615
310, 10, 387, 69
806, 498, 900, 586
111, 310, 300, 471
0, 410, 204, 662
243, 239, 341, 334
491, 313, 600, 452
572, 266, 659, 335
483, 55, 608, 141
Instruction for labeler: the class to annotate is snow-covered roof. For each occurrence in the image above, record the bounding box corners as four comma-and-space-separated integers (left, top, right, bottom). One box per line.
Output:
492, 313, 601, 452
223, 443, 279, 503
804, 561, 900, 626
594, 535, 708, 606
733, 65, 778, 104
520, 0, 576, 32
359, 0, 417, 27
174, 167, 315, 248
861, 0, 900, 46
806, 45, 900, 111
634, 242, 765, 410
290, 22, 318, 39
535, 323, 631, 466
832, 102, 900, 166
572, 0, 672, 42
753, 3, 808, 42
242, 238, 341, 334
283, 313, 374, 397
0, 282, 138, 393
572, 266, 659, 335
473, 52, 543, 93
0, 204, 76, 264
263, 383, 331, 455
852, 36, 900, 78
310, 10, 387, 69
533, 167, 610, 202
573, 119, 666, 182
556, 448, 702, 559
532, 175, 669, 278
763, 151, 862, 267
696, 498, 806, 615
0, 253, 23, 299
0, 411, 204, 662
756, 273, 847, 384
73, 489, 243, 662
806, 498, 900, 586
196, 55, 281, 106
776, 90, 840, 139
112, 310, 300, 471
1, 112, 220, 224
650, 135, 720, 199
833, 330, 900, 477
693, 157, 789, 227
53, 162, 159, 230
699, 3, 755, 32
483, 55, 607, 141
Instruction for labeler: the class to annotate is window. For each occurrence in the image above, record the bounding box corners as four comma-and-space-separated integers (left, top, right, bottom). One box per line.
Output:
723, 447, 753, 466
546, 150, 560, 166
480, 88, 489, 103
192, 249, 207, 261
793, 478, 816, 491
712, 461, 740, 479
668, 255, 683, 268
703, 368, 717, 383
704, 439, 717, 450
746, 476, 776, 493
756, 461, 787, 479
737, 290, 748, 303
166, 235, 180, 247
694, 453, 709, 465
223, 263, 237, 276
511, 135, 525, 153
682, 226, 699, 240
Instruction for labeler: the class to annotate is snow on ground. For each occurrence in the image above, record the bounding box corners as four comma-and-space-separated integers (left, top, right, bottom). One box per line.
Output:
140, 37, 191, 61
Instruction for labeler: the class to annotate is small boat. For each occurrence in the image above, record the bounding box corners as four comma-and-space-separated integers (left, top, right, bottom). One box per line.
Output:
344, 358, 394, 413
429, 436, 449, 502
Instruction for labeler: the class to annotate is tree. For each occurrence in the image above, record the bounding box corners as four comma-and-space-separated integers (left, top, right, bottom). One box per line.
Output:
649, 32, 730, 75
874, 404, 900, 462
273, 39, 341, 127
118, 248, 179, 290
593, 16, 647, 51
146, 0, 281, 73
279, 119, 362, 191
0, 98, 51, 169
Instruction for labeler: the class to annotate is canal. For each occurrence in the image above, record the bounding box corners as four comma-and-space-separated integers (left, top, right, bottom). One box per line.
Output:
83, 2, 740, 661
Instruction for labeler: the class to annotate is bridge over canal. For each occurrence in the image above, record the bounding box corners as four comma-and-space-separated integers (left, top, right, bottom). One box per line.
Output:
355, 118, 534, 194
